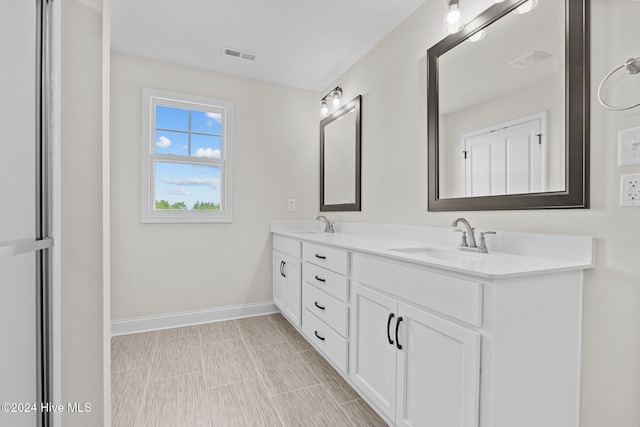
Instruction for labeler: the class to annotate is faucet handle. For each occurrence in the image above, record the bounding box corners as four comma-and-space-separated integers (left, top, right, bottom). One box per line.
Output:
478, 231, 496, 253
453, 228, 468, 248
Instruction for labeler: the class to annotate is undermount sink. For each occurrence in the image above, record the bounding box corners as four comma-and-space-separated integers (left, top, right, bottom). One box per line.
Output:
290, 230, 324, 235
389, 247, 493, 262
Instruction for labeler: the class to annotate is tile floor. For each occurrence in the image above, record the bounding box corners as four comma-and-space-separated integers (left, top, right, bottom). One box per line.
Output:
111, 313, 389, 427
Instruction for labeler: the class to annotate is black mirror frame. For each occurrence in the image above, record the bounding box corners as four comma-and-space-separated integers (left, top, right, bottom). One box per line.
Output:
427, 0, 589, 211
320, 95, 362, 212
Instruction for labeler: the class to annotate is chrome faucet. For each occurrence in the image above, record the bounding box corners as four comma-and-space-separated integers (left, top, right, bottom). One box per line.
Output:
316, 215, 335, 233
452, 217, 477, 248
452, 217, 496, 253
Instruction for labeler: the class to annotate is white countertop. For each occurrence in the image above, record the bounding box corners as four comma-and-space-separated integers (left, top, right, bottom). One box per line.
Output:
271, 221, 595, 279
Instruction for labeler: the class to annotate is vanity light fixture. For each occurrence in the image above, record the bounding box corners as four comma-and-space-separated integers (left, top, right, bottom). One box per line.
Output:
445, 0, 463, 34
467, 30, 486, 42
513, 0, 538, 14
320, 86, 343, 117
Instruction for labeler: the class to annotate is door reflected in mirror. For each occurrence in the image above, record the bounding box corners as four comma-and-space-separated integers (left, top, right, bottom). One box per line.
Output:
320, 95, 361, 211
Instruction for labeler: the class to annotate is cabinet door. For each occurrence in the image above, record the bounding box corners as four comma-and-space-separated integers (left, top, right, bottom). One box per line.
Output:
283, 260, 301, 327
350, 284, 398, 420
396, 302, 480, 427
273, 254, 287, 312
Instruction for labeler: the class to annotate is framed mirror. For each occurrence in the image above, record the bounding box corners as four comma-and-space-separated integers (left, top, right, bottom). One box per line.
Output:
320, 95, 362, 211
428, 0, 589, 211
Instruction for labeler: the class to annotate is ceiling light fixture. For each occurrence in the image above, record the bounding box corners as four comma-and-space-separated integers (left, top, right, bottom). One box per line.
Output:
320, 87, 343, 117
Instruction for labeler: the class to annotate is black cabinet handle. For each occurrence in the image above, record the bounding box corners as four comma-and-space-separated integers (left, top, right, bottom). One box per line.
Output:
279, 261, 284, 277
315, 254, 327, 260
395, 316, 403, 350
387, 313, 395, 345
314, 331, 325, 341
314, 275, 326, 282
282, 261, 286, 278
314, 302, 326, 310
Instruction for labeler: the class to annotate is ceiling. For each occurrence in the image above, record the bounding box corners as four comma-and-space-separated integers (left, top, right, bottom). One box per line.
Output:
111, 0, 427, 92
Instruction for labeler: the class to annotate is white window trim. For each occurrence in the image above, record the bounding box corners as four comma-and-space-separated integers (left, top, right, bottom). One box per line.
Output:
141, 88, 233, 223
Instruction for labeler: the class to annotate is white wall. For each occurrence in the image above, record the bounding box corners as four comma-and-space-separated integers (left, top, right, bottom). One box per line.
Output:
60, 0, 104, 424
320, 0, 640, 425
110, 53, 319, 320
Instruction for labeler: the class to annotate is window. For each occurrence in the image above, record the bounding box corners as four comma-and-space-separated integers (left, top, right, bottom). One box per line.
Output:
141, 88, 233, 223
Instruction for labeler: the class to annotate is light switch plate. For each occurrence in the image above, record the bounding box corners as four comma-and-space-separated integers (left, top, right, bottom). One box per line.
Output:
618, 126, 640, 166
620, 174, 640, 206
287, 199, 296, 212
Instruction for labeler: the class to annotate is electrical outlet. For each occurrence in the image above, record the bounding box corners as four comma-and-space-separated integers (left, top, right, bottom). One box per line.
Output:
620, 174, 640, 206
287, 199, 296, 212
618, 127, 640, 166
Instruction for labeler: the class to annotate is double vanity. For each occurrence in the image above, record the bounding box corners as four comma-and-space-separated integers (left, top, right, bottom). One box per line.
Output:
272, 220, 594, 427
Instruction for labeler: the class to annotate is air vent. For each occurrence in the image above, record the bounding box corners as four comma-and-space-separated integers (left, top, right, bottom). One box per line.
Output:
223, 46, 258, 62
509, 50, 551, 69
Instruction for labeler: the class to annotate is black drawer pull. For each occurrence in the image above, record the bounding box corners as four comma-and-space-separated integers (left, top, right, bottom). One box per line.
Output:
314, 302, 326, 310
387, 313, 395, 345
314, 331, 325, 341
315, 254, 327, 260
395, 316, 403, 350
314, 275, 326, 282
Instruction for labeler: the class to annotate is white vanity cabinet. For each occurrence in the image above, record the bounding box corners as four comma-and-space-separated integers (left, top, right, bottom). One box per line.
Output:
273, 235, 302, 327
271, 222, 591, 427
351, 255, 481, 427
300, 241, 351, 373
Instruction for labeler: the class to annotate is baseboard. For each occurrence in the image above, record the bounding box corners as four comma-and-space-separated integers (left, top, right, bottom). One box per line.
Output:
111, 302, 279, 336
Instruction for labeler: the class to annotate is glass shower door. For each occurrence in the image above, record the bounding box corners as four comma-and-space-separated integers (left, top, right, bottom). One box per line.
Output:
0, 1, 53, 426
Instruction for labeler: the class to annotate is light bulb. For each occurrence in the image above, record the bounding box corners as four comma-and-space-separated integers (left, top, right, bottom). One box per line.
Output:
447, 22, 462, 34
332, 96, 340, 109
447, 5, 461, 25
467, 30, 486, 42
513, 0, 538, 14
320, 100, 328, 117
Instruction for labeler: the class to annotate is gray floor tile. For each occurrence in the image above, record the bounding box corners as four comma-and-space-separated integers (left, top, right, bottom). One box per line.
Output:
202, 338, 258, 388
111, 367, 149, 427
208, 379, 282, 427
157, 325, 200, 339
149, 334, 203, 381
271, 384, 353, 427
341, 399, 389, 427
299, 349, 359, 404
138, 373, 211, 427
272, 319, 313, 353
111, 331, 158, 372
265, 313, 286, 324
198, 320, 240, 343
235, 316, 286, 347
250, 342, 319, 396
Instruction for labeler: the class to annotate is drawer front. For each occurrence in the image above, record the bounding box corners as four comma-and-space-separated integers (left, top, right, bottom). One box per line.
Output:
302, 282, 349, 337
303, 262, 349, 303
302, 309, 348, 373
273, 235, 301, 258
303, 242, 349, 275
352, 253, 483, 327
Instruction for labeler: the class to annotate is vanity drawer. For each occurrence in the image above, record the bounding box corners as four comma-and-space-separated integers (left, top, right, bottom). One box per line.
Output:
303, 262, 349, 303
303, 242, 349, 275
352, 254, 483, 327
302, 282, 349, 337
273, 235, 301, 258
302, 309, 348, 373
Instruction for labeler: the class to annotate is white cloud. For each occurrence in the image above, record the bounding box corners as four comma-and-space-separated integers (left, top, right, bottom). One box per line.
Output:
164, 187, 189, 195
206, 112, 221, 122
156, 136, 171, 148
161, 176, 220, 188
195, 148, 221, 158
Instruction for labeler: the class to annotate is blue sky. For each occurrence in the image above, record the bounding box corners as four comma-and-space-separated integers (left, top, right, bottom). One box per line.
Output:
154, 105, 222, 209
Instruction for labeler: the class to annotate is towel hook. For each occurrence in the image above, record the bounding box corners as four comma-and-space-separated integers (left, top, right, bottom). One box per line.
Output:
597, 57, 640, 111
